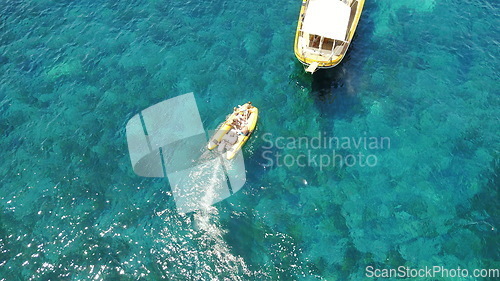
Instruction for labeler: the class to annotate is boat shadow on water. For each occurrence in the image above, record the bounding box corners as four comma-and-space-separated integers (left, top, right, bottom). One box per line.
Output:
298, 61, 365, 123
289, 61, 364, 135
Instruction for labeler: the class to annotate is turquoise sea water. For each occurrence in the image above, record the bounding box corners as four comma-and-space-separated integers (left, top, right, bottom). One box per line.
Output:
0, 0, 498, 280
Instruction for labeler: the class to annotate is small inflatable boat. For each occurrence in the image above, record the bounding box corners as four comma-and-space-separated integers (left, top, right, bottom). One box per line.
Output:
207, 102, 258, 160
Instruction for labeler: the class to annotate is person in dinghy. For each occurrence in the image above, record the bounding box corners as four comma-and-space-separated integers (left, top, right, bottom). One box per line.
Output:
207, 102, 259, 160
